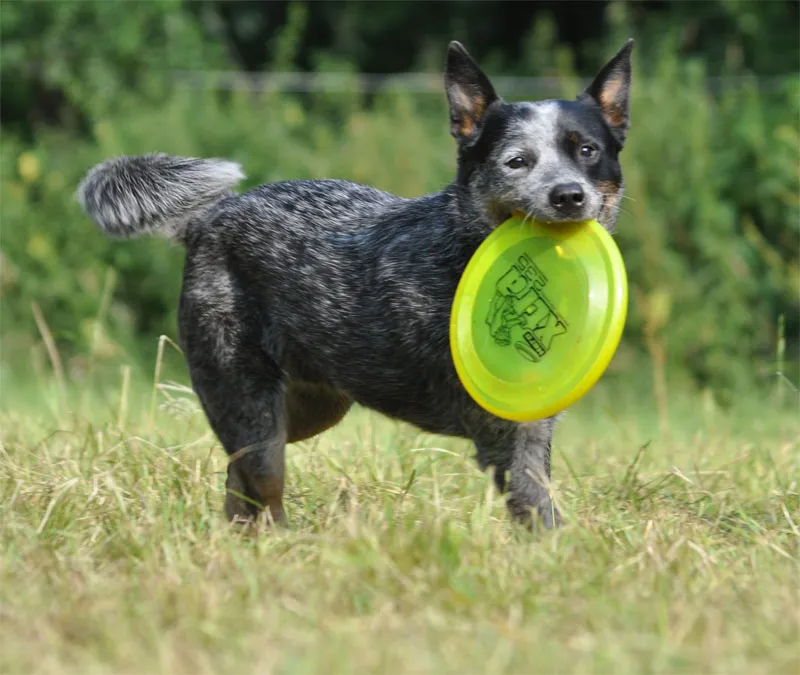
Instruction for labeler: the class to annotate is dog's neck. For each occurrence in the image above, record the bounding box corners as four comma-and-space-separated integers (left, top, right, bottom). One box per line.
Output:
446, 181, 508, 236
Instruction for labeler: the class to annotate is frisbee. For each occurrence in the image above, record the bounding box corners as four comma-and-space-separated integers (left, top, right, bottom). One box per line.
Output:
450, 215, 627, 422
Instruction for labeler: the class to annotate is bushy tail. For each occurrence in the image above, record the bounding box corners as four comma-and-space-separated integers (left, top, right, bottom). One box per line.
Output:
76, 153, 245, 243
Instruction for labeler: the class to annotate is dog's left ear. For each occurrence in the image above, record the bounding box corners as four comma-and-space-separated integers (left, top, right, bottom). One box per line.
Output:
445, 41, 499, 143
580, 39, 634, 147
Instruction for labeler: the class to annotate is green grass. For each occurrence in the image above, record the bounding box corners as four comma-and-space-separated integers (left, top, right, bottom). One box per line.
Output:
1, 365, 798, 674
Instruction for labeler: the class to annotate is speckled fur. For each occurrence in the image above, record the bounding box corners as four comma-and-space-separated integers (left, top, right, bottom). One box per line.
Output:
77, 40, 633, 528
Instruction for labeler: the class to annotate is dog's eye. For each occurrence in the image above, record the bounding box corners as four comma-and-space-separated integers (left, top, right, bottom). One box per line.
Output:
580, 145, 596, 159
506, 156, 527, 169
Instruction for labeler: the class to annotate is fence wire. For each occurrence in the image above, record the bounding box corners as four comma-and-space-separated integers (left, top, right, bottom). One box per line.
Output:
174, 70, 792, 96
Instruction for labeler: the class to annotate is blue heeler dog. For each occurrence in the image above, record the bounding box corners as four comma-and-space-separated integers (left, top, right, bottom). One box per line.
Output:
77, 40, 633, 528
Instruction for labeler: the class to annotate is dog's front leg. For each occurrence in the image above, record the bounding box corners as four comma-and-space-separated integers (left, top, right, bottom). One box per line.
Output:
472, 416, 562, 528
506, 416, 562, 528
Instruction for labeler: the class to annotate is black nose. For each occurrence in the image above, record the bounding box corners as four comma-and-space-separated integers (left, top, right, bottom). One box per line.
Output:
548, 183, 585, 213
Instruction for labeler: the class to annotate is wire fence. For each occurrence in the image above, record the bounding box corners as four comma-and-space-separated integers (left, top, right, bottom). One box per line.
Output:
173, 70, 793, 96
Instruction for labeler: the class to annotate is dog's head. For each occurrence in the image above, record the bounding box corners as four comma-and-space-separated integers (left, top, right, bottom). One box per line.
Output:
446, 40, 633, 231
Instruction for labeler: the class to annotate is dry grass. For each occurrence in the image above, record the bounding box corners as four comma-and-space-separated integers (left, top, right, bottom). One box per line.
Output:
1, 366, 798, 674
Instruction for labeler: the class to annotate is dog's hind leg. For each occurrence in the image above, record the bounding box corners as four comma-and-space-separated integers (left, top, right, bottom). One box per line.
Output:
285, 382, 352, 444
180, 278, 288, 525
191, 356, 287, 524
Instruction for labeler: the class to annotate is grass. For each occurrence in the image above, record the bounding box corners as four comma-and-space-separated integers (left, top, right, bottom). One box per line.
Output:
1, 360, 798, 674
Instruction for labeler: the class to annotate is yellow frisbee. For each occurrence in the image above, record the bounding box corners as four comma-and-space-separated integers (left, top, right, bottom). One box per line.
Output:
450, 215, 628, 421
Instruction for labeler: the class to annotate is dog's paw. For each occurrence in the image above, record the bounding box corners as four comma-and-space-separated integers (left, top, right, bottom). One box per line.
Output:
507, 497, 563, 530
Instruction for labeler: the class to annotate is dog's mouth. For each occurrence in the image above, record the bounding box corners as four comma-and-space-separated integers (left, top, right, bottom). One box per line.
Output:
509, 209, 598, 226
508, 198, 603, 226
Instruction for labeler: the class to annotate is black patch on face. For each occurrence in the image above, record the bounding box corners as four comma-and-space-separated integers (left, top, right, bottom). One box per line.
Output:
456, 103, 533, 184
554, 99, 623, 187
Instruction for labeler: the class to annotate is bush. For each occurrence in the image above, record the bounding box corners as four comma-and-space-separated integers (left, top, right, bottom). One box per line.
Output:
1, 2, 797, 402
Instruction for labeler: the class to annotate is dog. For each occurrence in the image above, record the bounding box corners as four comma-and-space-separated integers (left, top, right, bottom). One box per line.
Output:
77, 40, 633, 528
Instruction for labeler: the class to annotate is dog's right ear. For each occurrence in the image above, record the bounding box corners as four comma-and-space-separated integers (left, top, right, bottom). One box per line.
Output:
445, 41, 499, 143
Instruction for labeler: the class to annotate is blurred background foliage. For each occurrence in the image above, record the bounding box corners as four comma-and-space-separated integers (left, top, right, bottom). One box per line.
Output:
1, 0, 798, 405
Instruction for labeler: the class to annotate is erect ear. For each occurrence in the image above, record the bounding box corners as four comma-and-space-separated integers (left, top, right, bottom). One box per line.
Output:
445, 41, 499, 143
580, 39, 634, 146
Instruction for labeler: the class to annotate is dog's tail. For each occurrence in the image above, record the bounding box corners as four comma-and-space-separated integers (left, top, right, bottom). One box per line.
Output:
76, 153, 245, 243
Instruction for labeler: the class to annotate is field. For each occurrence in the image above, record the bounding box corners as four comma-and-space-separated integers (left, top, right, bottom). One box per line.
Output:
1, 359, 798, 674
